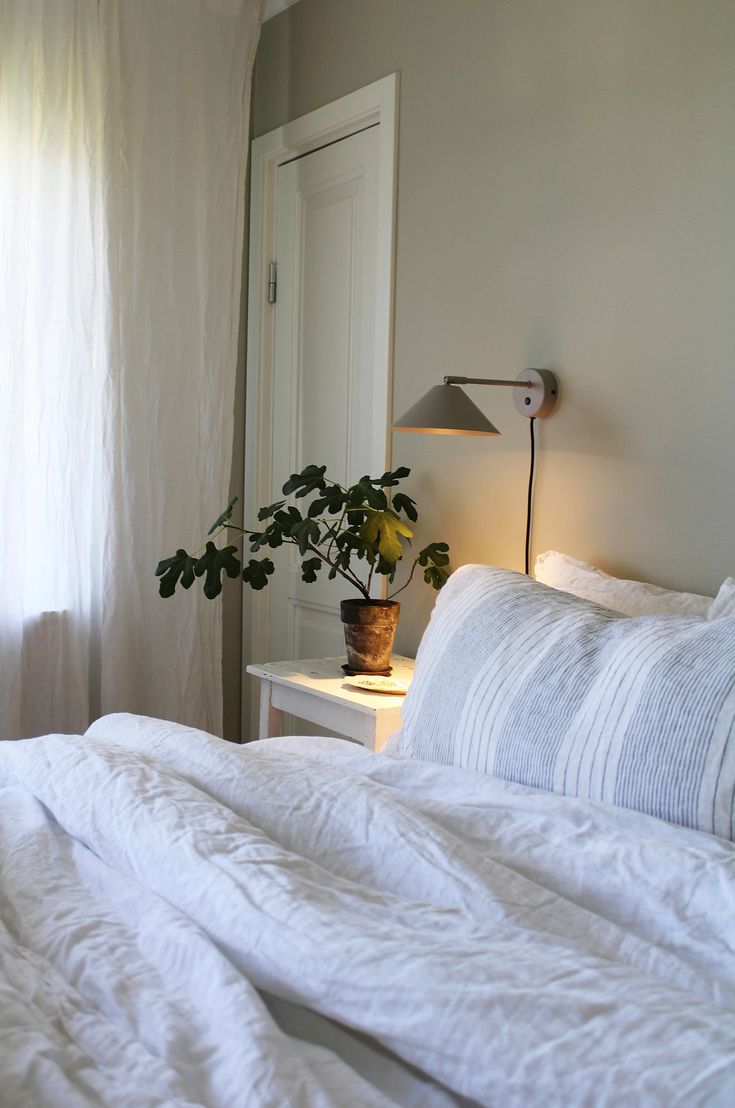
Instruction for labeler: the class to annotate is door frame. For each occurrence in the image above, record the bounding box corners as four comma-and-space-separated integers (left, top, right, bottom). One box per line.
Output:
242, 74, 399, 738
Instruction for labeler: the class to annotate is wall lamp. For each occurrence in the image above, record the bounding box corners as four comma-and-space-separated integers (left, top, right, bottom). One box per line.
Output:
391, 369, 560, 574
391, 369, 559, 435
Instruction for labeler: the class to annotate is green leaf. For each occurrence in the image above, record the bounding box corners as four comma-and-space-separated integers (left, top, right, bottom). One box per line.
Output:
247, 530, 266, 552
208, 497, 238, 535
249, 505, 301, 552
155, 549, 199, 597
416, 541, 451, 590
349, 478, 387, 511
334, 551, 352, 572
391, 492, 418, 522
257, 500, 285, 522
360, 509, 413, 566
418, 541, 450, 567
376, 555, 397, 582
242, 557, 275, 590
300, 556, 322, 583
423, 565, 449, 590
336, 531, 362, 550
307, 484, 347, 518
268, 527, 286, 549
273, 506, 303, 532
194, 542, 241, 599
378, 466, 410, 486
324, 485, 348, 512
250, 519, 288, 551
290, 517, 322, 556
335, 531, 369, 563
282, 464, 327, 497
341, 508, 366, 528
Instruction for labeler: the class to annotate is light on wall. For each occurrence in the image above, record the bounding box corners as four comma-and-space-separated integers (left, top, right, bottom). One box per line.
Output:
391, 369, 560, 573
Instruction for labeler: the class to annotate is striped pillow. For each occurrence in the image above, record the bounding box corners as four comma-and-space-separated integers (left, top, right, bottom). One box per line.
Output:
398, 565, 735, 839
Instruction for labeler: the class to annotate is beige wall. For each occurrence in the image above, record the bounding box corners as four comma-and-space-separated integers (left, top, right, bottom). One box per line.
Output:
249, 0, 735, 658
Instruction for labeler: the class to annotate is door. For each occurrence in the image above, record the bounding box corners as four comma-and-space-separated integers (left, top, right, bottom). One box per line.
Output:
243, 76, 398, 740
268, 124, 388, 662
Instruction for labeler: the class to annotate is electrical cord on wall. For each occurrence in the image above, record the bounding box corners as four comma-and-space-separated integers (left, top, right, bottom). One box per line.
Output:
524, 417, 536, 576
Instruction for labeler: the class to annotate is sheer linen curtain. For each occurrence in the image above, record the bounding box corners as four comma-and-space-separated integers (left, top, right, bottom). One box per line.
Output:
0, 0, 262, 739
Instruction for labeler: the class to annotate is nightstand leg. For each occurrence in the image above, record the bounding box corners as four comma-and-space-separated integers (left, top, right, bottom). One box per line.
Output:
373, 711, 402, 753
258, 679, 285, 740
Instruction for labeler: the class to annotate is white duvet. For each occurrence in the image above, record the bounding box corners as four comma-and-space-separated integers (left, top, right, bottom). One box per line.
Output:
0, 715, 734, 1108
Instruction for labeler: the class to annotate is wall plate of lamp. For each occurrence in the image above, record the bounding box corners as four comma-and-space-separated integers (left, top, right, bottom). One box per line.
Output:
391, 370, 560, 573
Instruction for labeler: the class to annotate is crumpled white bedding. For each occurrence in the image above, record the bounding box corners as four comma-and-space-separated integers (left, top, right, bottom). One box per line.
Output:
0, 714, 733, 1108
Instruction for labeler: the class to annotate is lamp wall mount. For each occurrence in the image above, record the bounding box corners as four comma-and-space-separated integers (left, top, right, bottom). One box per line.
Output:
443, 369, 559, 420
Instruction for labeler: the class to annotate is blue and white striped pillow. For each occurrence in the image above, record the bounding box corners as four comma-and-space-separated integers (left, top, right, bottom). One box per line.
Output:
398, 565, 735, 839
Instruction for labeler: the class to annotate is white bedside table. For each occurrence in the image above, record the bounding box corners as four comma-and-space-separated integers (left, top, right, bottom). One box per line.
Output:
246, 655, 415, 752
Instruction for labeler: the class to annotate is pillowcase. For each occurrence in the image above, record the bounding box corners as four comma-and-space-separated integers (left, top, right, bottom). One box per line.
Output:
397, 565, 735, 840
710, 578, 735, 620
534, 550, 713, 618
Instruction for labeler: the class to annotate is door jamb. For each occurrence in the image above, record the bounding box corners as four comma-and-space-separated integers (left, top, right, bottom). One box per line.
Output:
241, 74, 399, 740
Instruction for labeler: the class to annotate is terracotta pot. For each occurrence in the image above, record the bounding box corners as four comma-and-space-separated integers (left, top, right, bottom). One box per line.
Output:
340, 599, 400, 675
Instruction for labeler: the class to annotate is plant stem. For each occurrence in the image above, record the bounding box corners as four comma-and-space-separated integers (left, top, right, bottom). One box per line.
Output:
232, 523, 369, 598
326, 505, 349, 561
305, 541, 371, 599
386, 557, 419, 600
223, 503, 377, 600
365, 558, 376, 597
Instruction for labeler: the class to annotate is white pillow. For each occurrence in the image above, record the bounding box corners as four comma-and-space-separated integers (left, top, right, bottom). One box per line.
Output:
534, 550, 713, 618
709, 577, 735, 620
397, 565, 735, 840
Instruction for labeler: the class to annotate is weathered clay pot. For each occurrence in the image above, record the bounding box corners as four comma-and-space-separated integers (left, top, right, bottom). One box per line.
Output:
340, 599, 400, 674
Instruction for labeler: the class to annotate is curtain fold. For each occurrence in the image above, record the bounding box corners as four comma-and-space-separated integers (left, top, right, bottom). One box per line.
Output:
0, 0, 262, 738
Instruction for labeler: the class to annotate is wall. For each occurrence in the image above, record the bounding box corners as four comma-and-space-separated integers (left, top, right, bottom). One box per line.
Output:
249, 0, 735, 657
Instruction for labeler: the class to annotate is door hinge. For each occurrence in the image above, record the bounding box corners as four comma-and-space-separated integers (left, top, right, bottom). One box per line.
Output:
267, 261, 277, 304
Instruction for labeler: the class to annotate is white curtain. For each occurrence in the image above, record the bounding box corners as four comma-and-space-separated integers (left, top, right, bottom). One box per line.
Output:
0, 0, 262, 738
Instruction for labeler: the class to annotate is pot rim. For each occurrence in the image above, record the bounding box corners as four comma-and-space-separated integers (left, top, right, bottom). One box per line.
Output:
340, 598, 400, 610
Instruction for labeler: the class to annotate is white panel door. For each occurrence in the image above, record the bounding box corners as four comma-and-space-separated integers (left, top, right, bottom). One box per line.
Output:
268, 124, 387, 662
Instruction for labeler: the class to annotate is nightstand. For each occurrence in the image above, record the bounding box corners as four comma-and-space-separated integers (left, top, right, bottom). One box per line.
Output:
246, 655, 415, 752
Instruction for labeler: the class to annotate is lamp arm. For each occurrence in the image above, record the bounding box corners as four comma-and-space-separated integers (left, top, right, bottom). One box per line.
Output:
443, 375, 533, 389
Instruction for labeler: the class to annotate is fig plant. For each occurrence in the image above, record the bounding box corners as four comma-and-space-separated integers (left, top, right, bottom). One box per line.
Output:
156, 464, 450, 602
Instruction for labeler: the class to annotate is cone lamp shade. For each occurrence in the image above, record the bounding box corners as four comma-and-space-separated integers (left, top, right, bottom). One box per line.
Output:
392, 384, 500, 436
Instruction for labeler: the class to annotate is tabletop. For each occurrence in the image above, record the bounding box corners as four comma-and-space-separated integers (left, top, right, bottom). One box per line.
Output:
246, 655, 416, 715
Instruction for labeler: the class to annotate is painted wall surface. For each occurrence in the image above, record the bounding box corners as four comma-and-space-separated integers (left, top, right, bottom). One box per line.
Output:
250, 0, 735, 656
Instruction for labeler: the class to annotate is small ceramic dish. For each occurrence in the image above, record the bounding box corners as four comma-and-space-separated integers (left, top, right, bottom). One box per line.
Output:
342, 675, 408, 695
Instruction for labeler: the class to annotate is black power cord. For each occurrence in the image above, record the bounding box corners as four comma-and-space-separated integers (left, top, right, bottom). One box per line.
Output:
524, 417, 536, 576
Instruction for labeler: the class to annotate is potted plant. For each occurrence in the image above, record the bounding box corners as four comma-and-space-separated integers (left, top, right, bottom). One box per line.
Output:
156, 464, 450, 674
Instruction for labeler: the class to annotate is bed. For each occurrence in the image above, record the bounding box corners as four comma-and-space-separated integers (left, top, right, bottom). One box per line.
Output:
1, 566, 734, 1106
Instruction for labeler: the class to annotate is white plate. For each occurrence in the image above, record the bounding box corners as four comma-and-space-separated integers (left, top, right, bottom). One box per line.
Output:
343, 675, 408, 695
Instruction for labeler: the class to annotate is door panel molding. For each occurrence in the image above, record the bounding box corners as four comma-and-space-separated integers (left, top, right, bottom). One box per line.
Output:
243, 75, 398, 739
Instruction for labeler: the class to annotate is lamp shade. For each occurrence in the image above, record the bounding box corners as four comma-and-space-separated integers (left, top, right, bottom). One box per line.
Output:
392, 384, 500, 436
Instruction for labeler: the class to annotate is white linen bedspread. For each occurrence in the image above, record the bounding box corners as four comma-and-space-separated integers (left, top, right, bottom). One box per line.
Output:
0, 714, 734, 1107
